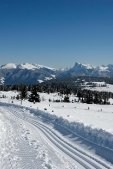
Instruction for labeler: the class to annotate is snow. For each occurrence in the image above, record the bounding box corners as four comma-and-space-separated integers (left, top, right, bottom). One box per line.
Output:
1, 63, 56, 71
1, 63, 17, 69
18, 63, 55, 70
34, 64, 56, 71
44, 75, 56, 81
0, 91, 18, 98
0, 77, 5, 84
19, 63, 38, 70
44, 77, 53, 81
0, 103, 112, 168
86, 83, 113, 92
98, 66, 109, 72
0, 91, 113, 134
0, 91, 113, 168
51, 74, 56, 78
82, 64, 94, 69
38, 79, 44, 83
92, 82, 106, 85
0, 105, 79, 169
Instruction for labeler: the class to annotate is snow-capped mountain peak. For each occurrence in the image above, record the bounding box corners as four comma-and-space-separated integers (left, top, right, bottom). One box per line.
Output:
1, 63, 56, 71
1, 63, 17, 69
17, 63, 56, 71
0, 62, 113, 85
0, 63, 57, 85
97, 65, 109, 72
73, 62, 94, 70
82, 64, 94, 69
58, 62, 113, 79
18, 63, 37, 70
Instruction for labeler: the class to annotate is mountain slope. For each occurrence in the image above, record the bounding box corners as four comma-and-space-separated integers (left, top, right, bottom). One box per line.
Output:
0, 63, 56, 85
0, 62, 113, 85
58, 62, 113, 79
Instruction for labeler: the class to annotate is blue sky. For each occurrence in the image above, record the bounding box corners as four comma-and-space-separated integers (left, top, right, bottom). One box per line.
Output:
0, 0, 113, 68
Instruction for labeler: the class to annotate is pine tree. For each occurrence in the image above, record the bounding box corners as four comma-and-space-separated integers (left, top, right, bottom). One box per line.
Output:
20, 85, 28, 100
63, 95, 70, 102
28, 86, 40, 103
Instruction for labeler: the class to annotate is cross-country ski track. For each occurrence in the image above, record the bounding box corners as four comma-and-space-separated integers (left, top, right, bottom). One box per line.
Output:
0, 103, 113, 169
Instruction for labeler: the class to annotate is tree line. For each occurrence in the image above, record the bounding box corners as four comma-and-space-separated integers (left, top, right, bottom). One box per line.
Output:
0, 77, 113, 104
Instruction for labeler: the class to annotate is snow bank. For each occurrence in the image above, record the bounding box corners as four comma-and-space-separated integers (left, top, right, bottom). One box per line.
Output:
2, 102, 112, 151
31, 110, 113, 150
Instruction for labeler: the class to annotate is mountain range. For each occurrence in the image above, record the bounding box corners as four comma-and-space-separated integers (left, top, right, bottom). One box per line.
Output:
0, 62, 113, 85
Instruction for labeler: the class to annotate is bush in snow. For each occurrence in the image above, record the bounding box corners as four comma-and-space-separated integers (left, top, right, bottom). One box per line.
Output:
63, 95, 70, 102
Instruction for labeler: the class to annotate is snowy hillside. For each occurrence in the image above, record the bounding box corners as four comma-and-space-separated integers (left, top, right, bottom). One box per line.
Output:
58, 62, 113, 78
0, 63, 56, 85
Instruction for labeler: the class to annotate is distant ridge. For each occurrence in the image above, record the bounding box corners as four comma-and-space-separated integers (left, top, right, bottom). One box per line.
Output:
0, 62, 113, 85
0, 63, 57, 85
58, 62, 113, 79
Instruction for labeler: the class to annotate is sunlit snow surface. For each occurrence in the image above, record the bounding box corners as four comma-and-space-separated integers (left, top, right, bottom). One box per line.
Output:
85, 82, 113, 93
0, 106, 79, 169
1, 91, 113, 133
0, 91, 113, 168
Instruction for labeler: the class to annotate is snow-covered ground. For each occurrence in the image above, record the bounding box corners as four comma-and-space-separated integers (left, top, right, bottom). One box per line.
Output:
0, 103, 113, 169
0, 91, 113, 168
0, 104, 80, 169
85, 82, 113, 92
1, 91, 113, 134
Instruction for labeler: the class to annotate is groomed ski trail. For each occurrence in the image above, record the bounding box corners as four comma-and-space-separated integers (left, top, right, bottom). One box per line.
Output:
0, 103, 111, 169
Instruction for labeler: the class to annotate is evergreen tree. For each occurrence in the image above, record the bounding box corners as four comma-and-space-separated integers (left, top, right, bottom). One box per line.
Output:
20, 85, 28, 100
63, 95, 70, 102
28, 86, 40, 103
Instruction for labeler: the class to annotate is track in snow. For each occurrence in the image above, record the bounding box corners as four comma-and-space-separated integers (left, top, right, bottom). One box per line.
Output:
0, 105, 81, 169
5, 104, 113, 169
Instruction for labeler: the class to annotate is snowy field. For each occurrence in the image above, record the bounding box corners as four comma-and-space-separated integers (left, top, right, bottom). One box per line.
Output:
85, 82, 113, 93
1, 91, 113, 134
0, 91, 113, 168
